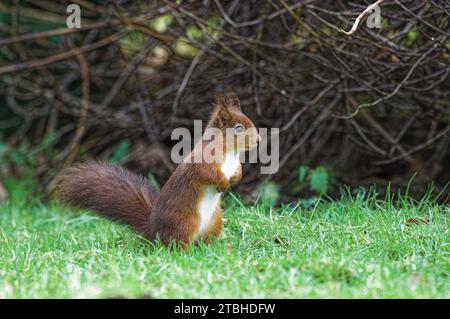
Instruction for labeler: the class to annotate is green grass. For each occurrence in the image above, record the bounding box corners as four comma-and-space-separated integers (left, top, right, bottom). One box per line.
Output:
0, 179, 449, 298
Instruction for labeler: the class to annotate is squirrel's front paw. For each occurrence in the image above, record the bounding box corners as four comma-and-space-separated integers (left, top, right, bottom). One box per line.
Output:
229, 165, 242, 185
216, 178, 229, 193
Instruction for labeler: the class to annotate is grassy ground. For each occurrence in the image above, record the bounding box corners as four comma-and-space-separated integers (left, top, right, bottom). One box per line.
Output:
0, 178, 449, 298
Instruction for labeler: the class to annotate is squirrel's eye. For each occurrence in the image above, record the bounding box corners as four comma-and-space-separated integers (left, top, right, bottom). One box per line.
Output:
234, 123, 244, 134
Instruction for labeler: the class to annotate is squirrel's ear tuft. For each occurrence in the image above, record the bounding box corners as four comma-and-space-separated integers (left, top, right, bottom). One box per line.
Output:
224, 88, 241, 111
216, 104, 231, 128
210, 89, 241, 128
213, 89, 241, 111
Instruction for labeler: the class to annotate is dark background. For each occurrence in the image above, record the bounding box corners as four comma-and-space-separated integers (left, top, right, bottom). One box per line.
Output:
0, 0, 449, 202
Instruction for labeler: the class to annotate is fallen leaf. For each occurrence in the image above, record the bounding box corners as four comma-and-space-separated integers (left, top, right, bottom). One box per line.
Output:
406, 218, 430, 227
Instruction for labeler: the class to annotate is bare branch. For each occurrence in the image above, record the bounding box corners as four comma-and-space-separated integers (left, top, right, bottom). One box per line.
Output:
340, 0, 385, 35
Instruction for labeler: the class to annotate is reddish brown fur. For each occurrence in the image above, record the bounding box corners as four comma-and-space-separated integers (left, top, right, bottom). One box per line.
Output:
54, 161, 156, 234
55, 91, 259, 247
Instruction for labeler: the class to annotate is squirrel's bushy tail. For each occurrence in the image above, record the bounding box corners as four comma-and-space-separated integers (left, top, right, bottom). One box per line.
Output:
54, 161, 157, 233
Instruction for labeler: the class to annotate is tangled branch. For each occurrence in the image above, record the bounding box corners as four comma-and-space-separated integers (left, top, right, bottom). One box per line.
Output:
0, 0, 449, 196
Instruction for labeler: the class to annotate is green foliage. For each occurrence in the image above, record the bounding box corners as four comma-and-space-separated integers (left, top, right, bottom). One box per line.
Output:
298, 165, 309, 183
406, 29, 419, 47
0, 140, 8, 160
380, 16, 390, 29
147, 173, 161, 192
309, 166, 330, 194
108, 140, 130, 163
0, 7, 63, 41
186, 25, 203, 42
0, 133, 62, 172
205, 16, 223, 40
299, 196, 320, 209
118, 31, 146, 57
0, 74, 13, 84
0, 13, 9, 27
0, 142, 34, 167
0, 183, 448, 298
298, 165, 331, 194
9, 147, 28, 165
258, 181, 280, 206
150, 14, 173, 33
2, 177, 36, 203
206, 16, 221, 33
173, 37, 199, 58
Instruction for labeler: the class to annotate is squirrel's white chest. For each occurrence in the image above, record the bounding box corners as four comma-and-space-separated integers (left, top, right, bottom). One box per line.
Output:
198, 186, 221, 236
197, 153, 240, 237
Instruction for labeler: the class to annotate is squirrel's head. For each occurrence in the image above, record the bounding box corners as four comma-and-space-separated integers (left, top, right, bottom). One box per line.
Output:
206, 90, 261, 153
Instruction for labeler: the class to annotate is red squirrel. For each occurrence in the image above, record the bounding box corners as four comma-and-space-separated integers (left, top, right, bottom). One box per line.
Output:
55, 91, 260, 247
